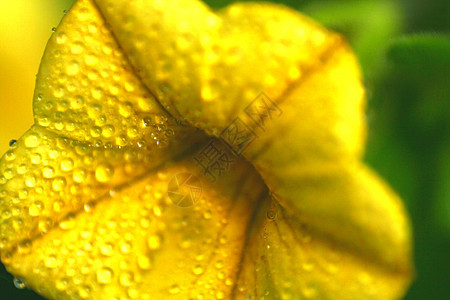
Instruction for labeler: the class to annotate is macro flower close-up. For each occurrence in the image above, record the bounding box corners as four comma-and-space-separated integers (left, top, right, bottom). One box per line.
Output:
0, 0, 448, 299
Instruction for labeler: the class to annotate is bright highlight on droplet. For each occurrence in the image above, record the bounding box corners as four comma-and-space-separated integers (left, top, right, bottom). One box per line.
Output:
97, 267, 113, 284
95, 164, 114, 183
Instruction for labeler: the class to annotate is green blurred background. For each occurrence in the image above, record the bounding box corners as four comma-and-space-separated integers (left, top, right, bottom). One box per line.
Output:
0, 0, 448, 299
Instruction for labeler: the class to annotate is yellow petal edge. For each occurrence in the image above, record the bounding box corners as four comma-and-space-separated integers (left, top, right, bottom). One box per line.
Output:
0, 0, 413, 299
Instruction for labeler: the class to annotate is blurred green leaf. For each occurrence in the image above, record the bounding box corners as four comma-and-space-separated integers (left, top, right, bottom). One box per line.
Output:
386, 33, 449, 130
300, 0, 404, 81
434, 138, 450, 234
387, 33, 450, 68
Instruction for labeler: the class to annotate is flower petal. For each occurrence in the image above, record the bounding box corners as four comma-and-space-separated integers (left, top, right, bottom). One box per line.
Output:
94, 0, 351, 141
0, 124, 202, 253
5, 154, 267, 299
33, 0, 194, 147
234, 162, 413, 299
0, 0, 205, 255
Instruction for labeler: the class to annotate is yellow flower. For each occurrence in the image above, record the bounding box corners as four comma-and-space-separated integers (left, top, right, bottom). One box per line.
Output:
0, 0, 413, 299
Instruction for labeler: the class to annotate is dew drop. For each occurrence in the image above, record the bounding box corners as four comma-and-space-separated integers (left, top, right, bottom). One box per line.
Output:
147, 234, 162, 250
152, 206, 163, 217
24, 133, 40, 148
3, 169, 13, 180
29, 201, 44, 217
215, 260, 224, 269
302, 285, 317, 299
5, 151, 16, 161
100, 243, 114, 256
73, 168, 87, 183
128, 288, 139, 299
45, 255, 58, 269
216, 291, 225, 299
52, 27, 56, 32
102, 125, 115, 138
192, 265, 204, 275
17, 164, 27, 174
25, 176, 36, 188
169, 284, 180, 295
56, 278, 68, 291
267, 209, 277, 220
137, 255, 151, 270
95, 164, 114, 183
31, 153, 42, 164
120, 242, 132, 254
42, 166, 55, 178
52, 199, 64, 212
119, 272, 134, 287
97, 267, 113, 284
140, 218, 150, 229
52, 177, 66, 191
142, 117, 152, 127
56, 32, 67, 44
59, 158, 74, 172
18, 240, 31, 254
71, 41, 84, 54
18, 189, 28, 199
281, 291, 292, 300
119, 102, 133, 118
2, 209, 11, 220
9, 139, 17, 148
53, 87, 65, 98
203, 210, 212, 219
66, 61, 80, 75
59, 213, 75, 230
38, 218, 52, 233
78, 285, 91, 299
302, 261, 314, 272
13, 277, 26, 289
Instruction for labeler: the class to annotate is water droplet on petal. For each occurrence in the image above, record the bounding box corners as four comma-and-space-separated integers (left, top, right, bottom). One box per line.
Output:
29, 201, 44, 216
169, 284, 180, 295
52, 177, 66, 191
95, 164, 114, 183
302, 284, 317, 299
24, 133, 40, 148
137, 255, 152, 270
100, 243, 114, 256
192, 265, 204, 275
45, 255, 58, 268
25, 176, 36, 187
147, 234, 162, 250
73, 168, 87, 183
42, 166, 55, 178
119, 272, 134, 287
267, 209, 277, 220
60, 158, 74, 172
97, 267, 113, 284
59, 213, 75, 230
216, 291, 225, 299
18, 240, 31, 254
13, 277, 27, 289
